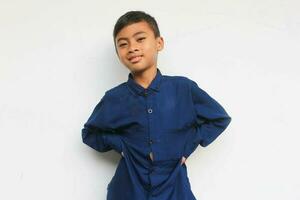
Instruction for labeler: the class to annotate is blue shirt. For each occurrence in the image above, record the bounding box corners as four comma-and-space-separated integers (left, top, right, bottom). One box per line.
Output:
81, 68, 232, 200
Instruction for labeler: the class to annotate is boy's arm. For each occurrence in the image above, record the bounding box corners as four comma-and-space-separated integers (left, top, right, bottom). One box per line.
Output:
183, 80, 232, 158
81, 94, 123, 154
82, 124, 122, 153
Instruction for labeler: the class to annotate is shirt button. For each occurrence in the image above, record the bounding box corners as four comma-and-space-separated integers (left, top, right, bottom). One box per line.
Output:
149, 139, 153, 144
148, 108, 153, 113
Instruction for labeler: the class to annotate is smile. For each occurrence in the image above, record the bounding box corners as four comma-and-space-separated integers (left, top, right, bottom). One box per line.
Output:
129, 56, 142, 63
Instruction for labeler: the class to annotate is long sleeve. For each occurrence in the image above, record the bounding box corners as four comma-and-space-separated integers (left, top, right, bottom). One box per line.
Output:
81, 93, 123, 154
183, 80, 232, 158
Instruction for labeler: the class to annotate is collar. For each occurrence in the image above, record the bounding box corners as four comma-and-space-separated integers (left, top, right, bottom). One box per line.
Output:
127, 68, 163, 96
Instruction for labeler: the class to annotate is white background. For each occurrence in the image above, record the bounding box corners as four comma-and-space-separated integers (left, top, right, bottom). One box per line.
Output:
1, 0, 300, 199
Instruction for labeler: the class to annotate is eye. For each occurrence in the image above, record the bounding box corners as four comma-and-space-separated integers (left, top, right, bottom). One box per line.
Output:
119, 43, 127, 47
137, 37, 145, 42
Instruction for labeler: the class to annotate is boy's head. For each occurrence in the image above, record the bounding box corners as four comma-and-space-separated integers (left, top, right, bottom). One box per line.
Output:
113, 11, 164, 74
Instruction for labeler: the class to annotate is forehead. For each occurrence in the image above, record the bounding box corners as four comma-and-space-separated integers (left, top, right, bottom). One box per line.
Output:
116, 21, 154, 42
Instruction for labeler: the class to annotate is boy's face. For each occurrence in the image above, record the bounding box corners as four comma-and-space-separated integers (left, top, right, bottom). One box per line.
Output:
115, 21, 164, 74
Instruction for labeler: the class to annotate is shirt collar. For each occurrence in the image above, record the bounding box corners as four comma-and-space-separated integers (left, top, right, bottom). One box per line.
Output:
127, 68, 162, 96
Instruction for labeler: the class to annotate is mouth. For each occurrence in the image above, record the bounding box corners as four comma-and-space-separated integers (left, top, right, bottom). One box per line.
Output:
128, 55, 143, 63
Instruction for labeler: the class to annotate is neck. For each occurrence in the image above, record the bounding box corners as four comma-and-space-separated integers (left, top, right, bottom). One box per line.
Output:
131, 66, 157, 89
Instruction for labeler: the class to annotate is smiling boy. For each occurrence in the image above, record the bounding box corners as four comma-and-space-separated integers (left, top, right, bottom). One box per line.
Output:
114, 17, 169, 164
82, 11, 232, 200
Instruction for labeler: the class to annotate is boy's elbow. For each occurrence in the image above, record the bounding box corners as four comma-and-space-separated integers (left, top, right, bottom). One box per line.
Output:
81, 127, 111, 153
82, 128, 98, 150
199, 116, 232, 147
221, 115, 232, 131
227, 115, 232, 125
225, 115, 232, 125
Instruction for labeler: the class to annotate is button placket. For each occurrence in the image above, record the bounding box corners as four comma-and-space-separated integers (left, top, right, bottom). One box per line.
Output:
145, 89, 155, 162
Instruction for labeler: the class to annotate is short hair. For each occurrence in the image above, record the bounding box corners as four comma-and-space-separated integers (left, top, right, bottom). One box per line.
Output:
113, 11, 161, 50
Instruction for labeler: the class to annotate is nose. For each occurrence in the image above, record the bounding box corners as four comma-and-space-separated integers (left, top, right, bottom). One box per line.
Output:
128, 41, 139, 53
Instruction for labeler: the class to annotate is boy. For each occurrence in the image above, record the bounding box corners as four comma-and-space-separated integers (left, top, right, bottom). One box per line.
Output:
82, 10, 232, 200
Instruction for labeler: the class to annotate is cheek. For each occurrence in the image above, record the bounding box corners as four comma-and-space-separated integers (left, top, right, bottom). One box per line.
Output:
144, 44, 155, 51
143, 46, 157, 58
118, 51, 127, 61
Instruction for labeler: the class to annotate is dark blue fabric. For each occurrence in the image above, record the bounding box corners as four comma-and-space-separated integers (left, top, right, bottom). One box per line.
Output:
82, 68, 232, 200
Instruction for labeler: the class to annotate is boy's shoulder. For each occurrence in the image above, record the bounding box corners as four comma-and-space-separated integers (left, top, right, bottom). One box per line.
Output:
103, 82, 128, 99
163, 74, 197, 89
164, 74, 192, 83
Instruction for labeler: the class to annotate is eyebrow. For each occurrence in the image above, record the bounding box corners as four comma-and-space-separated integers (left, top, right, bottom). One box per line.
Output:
116, 31, 147, 43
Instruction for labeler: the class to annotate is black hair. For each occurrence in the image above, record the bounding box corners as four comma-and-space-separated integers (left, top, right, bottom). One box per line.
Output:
113, 11, 160, 51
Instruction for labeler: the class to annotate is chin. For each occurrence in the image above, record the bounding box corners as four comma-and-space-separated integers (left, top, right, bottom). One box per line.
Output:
128, 65, 147, 73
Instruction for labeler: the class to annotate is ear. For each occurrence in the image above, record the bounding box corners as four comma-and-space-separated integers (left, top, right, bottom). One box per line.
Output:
156, 36, 164, 51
